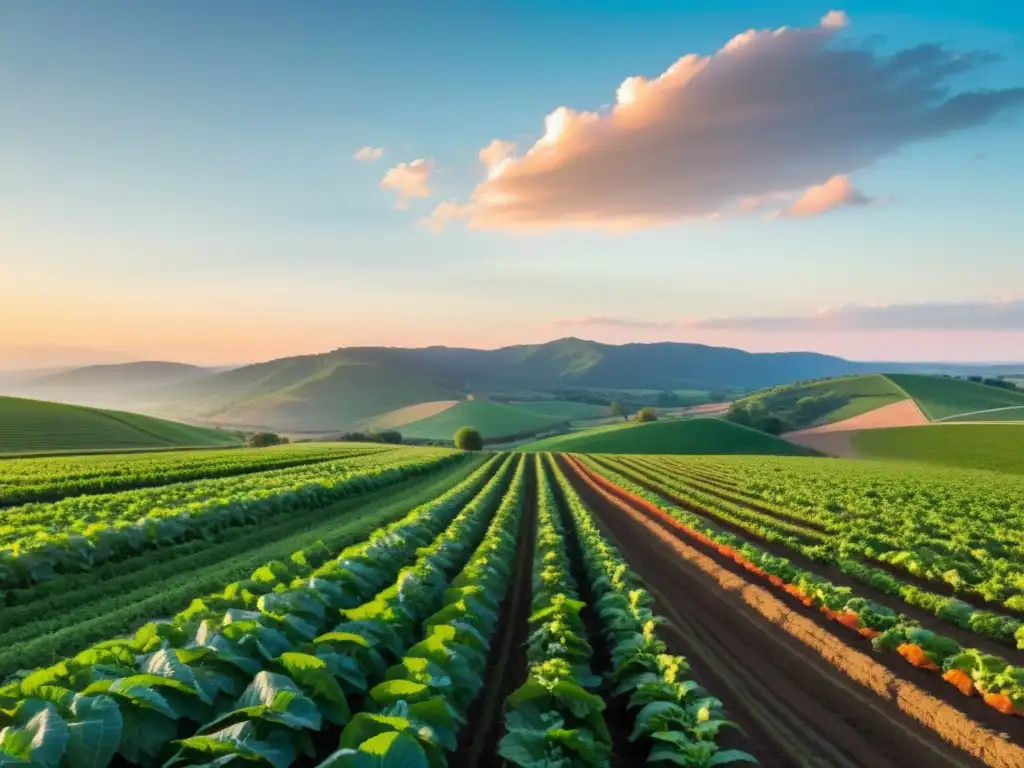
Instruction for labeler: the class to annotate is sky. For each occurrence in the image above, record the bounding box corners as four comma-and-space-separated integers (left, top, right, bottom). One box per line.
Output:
1, 0, 1023, 367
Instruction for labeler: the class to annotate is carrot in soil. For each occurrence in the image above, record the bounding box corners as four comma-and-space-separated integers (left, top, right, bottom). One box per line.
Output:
942, 669, 975, 697
982, 693, 1017, 715
897, 643, 939, 671
837, 611, 863, 632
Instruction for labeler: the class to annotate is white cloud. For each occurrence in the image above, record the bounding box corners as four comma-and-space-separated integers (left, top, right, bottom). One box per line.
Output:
354, 146, 384, 162
785, 175, 873, 217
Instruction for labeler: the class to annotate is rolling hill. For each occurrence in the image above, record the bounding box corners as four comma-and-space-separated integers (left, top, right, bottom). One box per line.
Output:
396, 401, 566, 441
507, 400, 610, 420
519, 417, 816, 456
0, 395, 241, 455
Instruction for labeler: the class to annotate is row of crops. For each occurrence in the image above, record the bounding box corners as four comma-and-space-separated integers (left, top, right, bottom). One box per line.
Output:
0, 444, 395, 507
0, 447, 456, 590
0, 452, 753, 767
582, 453, 1024, 718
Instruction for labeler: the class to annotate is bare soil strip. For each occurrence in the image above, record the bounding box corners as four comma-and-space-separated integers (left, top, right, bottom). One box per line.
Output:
563, 457, 1024, 768
783, 399, 930, 457
458, 460, 537, 768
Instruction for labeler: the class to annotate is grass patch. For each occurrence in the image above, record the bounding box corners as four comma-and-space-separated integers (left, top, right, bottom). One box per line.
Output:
885, 374, 1024, 421
853, 424, 1024, 474
0, 395, 240, 456
397, 400, 565, 441
508, 401, 609, 420
946, 406, 1024, 422
518, 417, 816, 456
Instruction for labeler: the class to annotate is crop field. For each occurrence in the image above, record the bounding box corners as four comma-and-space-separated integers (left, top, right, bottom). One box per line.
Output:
3, 447, 1024, 767
887, 374, 1024, 421
0, 395, 241, 455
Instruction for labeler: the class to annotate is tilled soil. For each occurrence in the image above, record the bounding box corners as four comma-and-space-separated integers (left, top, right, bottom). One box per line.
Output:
559, 455, 1023, 768
457, 459, 538, 768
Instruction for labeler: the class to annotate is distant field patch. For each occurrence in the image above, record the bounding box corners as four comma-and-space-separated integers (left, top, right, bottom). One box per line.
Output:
362, 400, 460, 430
944, 405, 1024, 423
397, 400, 564, 441
853, 423, 1024, 474
0, 395, 240, 456
781, 399, 929, 457
519, 417, 815, 456
509, 400, 609, 420
886, 373, 1024, 421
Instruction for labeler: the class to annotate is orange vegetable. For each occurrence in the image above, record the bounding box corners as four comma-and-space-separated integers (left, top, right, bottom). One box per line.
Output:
943, 669, 975, 697
896, 643, 939, 670
982, 693, 1016, 715
837, 611, 862, 631
858, 627, 882, 639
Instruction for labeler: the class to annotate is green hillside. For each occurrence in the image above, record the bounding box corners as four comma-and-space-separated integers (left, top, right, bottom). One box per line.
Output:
508, 400, 609, 420
853, 424, 1024, 474
729, 374, 907, 430
398, 401, 565, 441
519, 417, 816, 456
0, 395, 241, 456
885, 374, 1024, 421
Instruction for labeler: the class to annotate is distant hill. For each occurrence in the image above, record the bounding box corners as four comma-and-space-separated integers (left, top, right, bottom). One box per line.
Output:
519, 417, 816, 456
7, 339, 1020, 434
144, 339, 868, 432
0, 395, 241, 456
885, 374, 1024, 421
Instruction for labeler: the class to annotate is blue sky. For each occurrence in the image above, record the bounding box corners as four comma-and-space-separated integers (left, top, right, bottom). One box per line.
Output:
1, 0, 1022, 365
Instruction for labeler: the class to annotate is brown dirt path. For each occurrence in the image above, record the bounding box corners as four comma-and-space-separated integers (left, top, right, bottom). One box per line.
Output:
560, 456, 1024, 768
783, 399, 930, 457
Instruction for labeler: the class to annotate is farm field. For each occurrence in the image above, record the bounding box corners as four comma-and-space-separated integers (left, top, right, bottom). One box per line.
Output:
3, 446, 1024, 767
396, 399, 566, 441
520, 416, 817, 455
887, 373, 1024, 421
0, 442, 394, 506
506, 399, 610, 420
0, 394, 241, 455
853, 423, 1024, 474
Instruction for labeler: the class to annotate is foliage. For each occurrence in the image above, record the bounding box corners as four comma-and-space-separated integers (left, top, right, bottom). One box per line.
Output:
454, 427, 483, 451
636, 408, 658, 424
246, 432, 290, 448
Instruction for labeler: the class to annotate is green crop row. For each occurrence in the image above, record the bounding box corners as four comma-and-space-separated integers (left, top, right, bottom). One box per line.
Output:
582, 457, 1024, 718
548, 455, 755, 767
0, 448, 456, 590
0, 455, 511, 767
0, 444, 392, 507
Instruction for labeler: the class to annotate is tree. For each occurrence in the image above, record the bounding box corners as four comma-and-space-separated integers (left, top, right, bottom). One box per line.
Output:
636, 407, 658, 423
454, 426, 483, 451
610, 401, 623, 420
247, 432, 288, 448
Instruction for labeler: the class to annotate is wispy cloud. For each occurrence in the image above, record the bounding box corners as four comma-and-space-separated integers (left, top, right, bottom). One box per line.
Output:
354, 146, 384, 162
556, 301, 1024, 334
380, 158, 434, 209
424, 10, 1023, 232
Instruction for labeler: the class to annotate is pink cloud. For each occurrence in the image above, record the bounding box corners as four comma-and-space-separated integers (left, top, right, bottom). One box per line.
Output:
380, 158, 434, 209
785, 175, 872, 218
424, 11, 1022, 233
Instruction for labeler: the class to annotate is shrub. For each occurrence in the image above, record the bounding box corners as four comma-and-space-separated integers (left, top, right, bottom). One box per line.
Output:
454, 426, 483, 451
246, 432, 288, 448
636, 407, 658, 423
